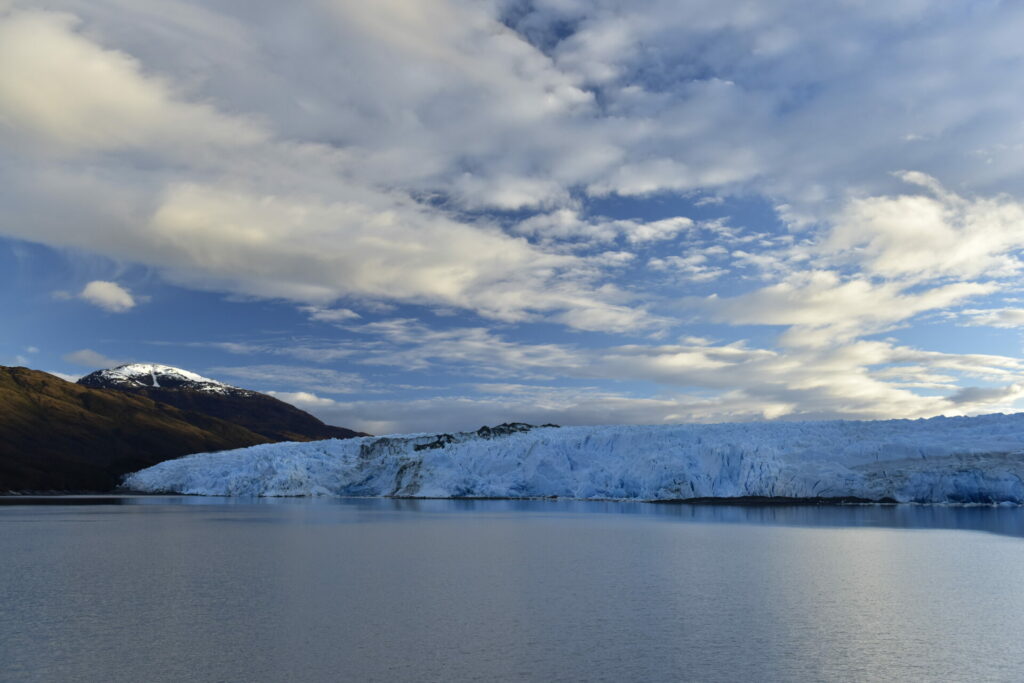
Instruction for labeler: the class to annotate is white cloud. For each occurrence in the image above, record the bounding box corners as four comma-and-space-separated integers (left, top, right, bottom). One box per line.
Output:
267, 391, 343, 411
4, 1, 1024, 336
214, 321, 1024, 432
0, 7, 653, 332
648, 254, 726, 282
705, 271, 993, 346
144, 182, 655, 330
45, 370, 81, 382
593, 339, 1024, 420
959, 308, 1024, 328
154, 339, 360, 363
8, 1, 1024, 429
267, 387, 738, 436
63, 348, 123, 368
0, 9, 265, 155
352, 319, 583, 377
824, 173, 1024, 281
78, 280, 136, 312
515, 210, 694, 244
267, 350, 1024, 432
301, 306, 361, 323
7, 1, 1024, 218
208, 365, 363, 395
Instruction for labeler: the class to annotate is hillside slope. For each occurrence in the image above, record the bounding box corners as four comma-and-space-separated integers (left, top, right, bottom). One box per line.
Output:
0, 367, 271, 492
78, 364, 367, 441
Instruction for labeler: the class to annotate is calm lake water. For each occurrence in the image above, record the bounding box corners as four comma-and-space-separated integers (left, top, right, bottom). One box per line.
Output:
2, 498, 1023, 682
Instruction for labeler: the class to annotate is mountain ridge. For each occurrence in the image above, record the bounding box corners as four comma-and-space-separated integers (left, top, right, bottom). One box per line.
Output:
1, 364, 367, 493
0, 366, 271, 492
78, 363, 255, 396
78, 363, 368, 442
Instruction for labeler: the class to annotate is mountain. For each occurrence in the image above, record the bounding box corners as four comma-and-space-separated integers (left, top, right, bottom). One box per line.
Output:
125, 415, 1024, 504
0, 366, 271, 492
78, 363, 367, 442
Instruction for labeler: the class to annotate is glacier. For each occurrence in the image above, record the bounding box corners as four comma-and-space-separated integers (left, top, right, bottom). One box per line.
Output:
122, 415, 1024, 504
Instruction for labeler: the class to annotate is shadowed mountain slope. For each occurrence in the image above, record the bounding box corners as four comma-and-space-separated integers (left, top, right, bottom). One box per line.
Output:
0, 366, 271, 492
78, 364, 367, 442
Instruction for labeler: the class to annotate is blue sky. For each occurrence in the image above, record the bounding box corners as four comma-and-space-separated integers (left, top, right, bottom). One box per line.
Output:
4, 0, 1024, 433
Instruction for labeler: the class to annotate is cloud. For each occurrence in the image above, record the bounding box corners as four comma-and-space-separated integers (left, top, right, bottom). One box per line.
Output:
270, 354, 1024, 433
705, 271, 993, 346
63, 348, 123, 368
959, 308, 1024, 328
301, 306, 361, 323
8, 1, 1024, 429
45, 370, 81, 382
0, 6, 654, 332
206, 321, 1024, 432
7, 2, 1024, 217
350, 319, 584, 377
161, 339, 360, 363
0, 9, 264, 154
267, 391, 343, 411
515, 209, 694, 244
265, 387, 732, 436
208, 365, 363, 394
78, 280, 136, 312
648, 254, 726, 282
5, 1, 1024, 336
593, 339, 1024, 420
947, 384, 1024, 406
824, 173, 1024, 281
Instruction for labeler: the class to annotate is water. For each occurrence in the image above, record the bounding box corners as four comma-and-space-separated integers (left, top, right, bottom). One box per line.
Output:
2, 498, 1023, 682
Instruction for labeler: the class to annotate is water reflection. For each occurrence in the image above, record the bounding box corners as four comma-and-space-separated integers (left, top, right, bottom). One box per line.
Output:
2, 494, 1024, 538
649, 501, 1024, 539
3, 495, 1024, 682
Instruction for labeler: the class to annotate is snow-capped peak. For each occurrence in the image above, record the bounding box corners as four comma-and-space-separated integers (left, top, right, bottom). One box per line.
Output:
78, 363, 249, 395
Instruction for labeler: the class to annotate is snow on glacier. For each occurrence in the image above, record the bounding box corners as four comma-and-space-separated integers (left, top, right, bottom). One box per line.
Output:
123, 414, 1024, 503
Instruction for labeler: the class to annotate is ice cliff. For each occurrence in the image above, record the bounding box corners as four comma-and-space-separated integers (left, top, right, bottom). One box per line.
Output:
123, 415, 1024, 504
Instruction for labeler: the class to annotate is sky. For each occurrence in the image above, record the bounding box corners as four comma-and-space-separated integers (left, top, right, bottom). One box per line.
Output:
5, 0, 1024, 434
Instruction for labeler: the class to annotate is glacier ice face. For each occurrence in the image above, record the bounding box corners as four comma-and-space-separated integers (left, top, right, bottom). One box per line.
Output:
123, 415, 1024, 504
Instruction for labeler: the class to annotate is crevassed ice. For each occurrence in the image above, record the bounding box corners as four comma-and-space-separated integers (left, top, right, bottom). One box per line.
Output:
123, 414, 1024, 504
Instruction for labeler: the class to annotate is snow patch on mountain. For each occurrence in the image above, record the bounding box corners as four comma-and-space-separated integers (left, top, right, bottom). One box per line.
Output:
123, 415, 1024, 504
79, 363, 251, 395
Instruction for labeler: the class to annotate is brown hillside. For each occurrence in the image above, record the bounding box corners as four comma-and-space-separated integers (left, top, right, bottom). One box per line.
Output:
76, 364, 368, 442
101, 386, 366, 442
0, 367, 271, 492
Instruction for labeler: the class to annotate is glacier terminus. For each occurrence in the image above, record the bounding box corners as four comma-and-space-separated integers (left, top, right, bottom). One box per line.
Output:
124, 414, 1024, 504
